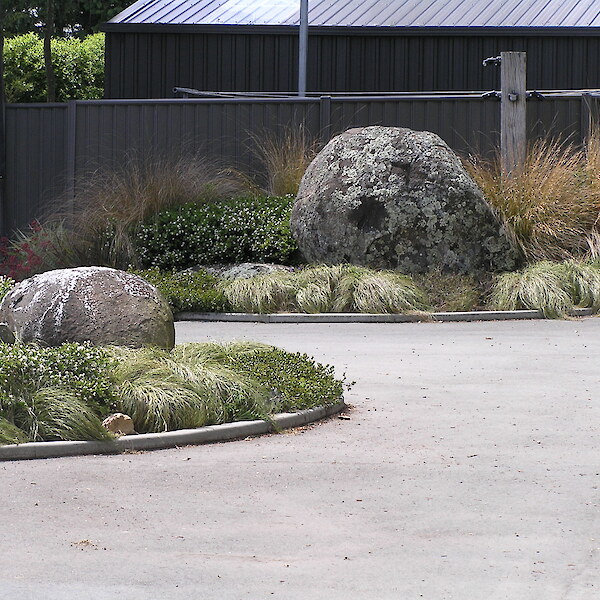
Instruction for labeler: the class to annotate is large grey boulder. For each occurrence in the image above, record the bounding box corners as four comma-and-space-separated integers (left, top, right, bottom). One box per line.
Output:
291, 126, 519, 274
0, 267, 174, 349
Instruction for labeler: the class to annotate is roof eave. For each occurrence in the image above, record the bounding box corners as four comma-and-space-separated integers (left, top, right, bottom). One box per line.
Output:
100, 23, 600, 36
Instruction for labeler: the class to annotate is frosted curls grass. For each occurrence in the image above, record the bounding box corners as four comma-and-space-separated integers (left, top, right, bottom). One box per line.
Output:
223, 264, 430, 314
490, 260, 600, 318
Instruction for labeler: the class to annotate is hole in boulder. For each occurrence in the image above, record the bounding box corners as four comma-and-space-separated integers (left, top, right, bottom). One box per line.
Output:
391, 161, 411, 183
349, 197, 388, 232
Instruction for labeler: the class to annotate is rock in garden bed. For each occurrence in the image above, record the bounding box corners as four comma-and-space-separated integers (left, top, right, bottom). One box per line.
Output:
196, 262, 293, 280
0, 267, 174, 349
291, 126, 519, 275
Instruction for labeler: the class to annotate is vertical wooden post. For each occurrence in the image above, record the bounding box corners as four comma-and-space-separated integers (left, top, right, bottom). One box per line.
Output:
501, 51, 526, 175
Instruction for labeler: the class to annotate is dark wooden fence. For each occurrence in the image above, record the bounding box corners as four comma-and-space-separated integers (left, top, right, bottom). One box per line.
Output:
2, 92, 597, 234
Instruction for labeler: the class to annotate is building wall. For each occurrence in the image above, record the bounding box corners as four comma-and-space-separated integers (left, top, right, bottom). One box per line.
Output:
105, 30, 600, 98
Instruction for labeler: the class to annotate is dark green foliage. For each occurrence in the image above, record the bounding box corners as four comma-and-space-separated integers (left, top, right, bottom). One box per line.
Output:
136, 196, 298, 270
1, 1, 127, 37
132, 268, 230, 313
4, 32, 104, 102
0, 342, 117, 443
228, 348, 344, 412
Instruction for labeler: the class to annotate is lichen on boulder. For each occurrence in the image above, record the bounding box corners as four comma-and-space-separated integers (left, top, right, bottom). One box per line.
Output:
290, 126, 519, 274
0, 267, 174, 349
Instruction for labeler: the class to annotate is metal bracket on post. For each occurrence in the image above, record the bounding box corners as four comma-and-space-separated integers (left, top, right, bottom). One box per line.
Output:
482, 55, 502, 67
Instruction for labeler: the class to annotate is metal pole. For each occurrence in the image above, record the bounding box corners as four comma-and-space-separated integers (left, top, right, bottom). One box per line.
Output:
298, 0, 308, 96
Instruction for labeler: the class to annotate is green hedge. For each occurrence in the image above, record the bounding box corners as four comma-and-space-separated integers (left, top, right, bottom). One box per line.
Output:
4, 32, 105, 103
135, 196, 298, 270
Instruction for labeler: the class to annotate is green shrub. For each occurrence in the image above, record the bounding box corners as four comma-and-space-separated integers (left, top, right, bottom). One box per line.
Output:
136, 196, 297, 270
0, 342, 117, 443
132, 268, 229, 313
228, 347, 344, 412
223, 264, 429, 314
4, 33, 105, 103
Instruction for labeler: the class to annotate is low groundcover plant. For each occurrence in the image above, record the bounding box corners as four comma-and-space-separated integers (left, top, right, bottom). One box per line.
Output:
0, 341, 344, 445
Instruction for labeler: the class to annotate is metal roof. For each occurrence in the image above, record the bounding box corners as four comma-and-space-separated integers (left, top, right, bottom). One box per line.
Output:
108, 0, 600, 27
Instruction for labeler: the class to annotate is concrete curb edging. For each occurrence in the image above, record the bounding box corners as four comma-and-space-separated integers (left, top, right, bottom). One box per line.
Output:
175, 308, 594, 323
0, 401, 345, 461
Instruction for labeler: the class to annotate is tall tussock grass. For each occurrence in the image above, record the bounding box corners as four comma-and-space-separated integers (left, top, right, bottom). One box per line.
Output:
14, 153, 253, 276
223, 264, 429, 314
490, 260, 600, 317
467, 134, 600, 262
251, 124, 321, 196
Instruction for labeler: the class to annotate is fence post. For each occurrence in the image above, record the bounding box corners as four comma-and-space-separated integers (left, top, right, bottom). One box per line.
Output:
65, 100, 77, 221
500, 51, 526, 175
319, 95, 332, 144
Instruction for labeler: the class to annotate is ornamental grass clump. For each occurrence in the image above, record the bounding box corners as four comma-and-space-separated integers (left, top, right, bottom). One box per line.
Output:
110, 345, 271, 432
490, 261, 574, 317
0, 275, 15, 301
223, 264, 429, 314
489, 260, 600, 318
414, 269, 482, 312
467, 137, 600, 262
564, 261, 600, 311
223, 271, 298, 313
251, 124, 321, 196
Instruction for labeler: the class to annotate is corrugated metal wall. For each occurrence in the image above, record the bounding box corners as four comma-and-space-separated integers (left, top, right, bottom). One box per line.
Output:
2, 94, 590, 234
105, 31, 600, 98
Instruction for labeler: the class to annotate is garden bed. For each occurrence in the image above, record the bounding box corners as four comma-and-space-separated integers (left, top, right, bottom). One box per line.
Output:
0, 341, 346, 448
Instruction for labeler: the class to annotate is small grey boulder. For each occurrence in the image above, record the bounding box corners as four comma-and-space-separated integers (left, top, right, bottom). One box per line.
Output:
0, 267, 174, 349
291, 126, 519, 274
203, 263, 293, 280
